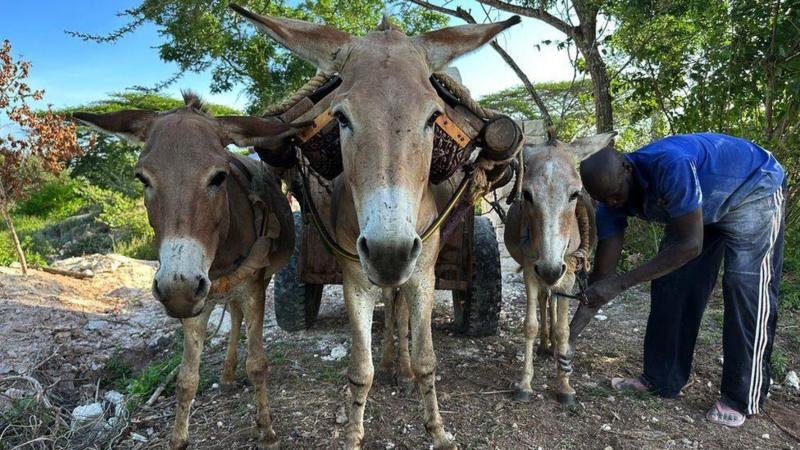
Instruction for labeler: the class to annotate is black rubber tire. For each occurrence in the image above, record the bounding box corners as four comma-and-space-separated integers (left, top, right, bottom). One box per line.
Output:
273, 211, 324, 331
451, 215, 502, 336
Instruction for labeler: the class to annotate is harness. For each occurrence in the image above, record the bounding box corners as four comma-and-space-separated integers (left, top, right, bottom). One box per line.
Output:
263, 71, 524, 264
208, 158, 281, 296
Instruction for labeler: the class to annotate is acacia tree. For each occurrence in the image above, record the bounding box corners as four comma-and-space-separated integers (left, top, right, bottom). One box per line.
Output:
466, 0, 616, 132
0, 40, 82, 275
67, 0, 447, 114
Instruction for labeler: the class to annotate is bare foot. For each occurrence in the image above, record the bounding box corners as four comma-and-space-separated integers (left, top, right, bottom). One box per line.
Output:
611, 377, 648, 392
706, 400, 746, 427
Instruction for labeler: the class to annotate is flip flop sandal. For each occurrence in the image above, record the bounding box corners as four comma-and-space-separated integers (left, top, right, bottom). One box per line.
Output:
611, 377, 648, 392
706, 400, 746, 427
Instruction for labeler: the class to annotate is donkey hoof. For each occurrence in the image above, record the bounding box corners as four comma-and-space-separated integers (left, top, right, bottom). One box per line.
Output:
219, 381, 238, 393
556, 392, 576, 405
398, 377, 415, 396
256, 428, 279, 449
375, 369, 395, 385
514, 387, 533, 402
434, 441, 458, 450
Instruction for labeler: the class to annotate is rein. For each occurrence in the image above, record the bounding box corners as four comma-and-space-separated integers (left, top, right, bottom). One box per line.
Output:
208, 158, 277, 296
297, 151, 474, 263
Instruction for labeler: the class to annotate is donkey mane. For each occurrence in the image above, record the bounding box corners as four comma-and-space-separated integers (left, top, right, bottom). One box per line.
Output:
181, 90, 208, 113
375, 14, 403, 33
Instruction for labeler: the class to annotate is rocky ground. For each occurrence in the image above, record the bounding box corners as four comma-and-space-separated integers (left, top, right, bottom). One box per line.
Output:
1, 220, 798, 449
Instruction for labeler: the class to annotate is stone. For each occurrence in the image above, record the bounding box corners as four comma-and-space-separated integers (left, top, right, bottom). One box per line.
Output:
323, 344, 348, 361
85, 319, 110, 332
335, 405, 347, 424
71, 402, 104, 431
594, 314, 608, 321
9, 262, 21, 269
104, 390, 125, 417
600, 423, 612, 432
131, 432, 147, 443
3, 388, 28, 399
682, 415, 695, 424
785, 371, 799, 391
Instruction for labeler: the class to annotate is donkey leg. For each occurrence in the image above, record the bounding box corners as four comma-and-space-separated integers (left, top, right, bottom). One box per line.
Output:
549, 295, 558, 357
515, 267, 540, 402
403, 273, 455, 450
220, 301, 244, 389
343, 269, 378, 450
241, 278, 278, 449
395, 291, 415, 396
536, 288, 551, 357
170, 308, 212, 450
554, 294, 577, 405
377, 288, 397, 385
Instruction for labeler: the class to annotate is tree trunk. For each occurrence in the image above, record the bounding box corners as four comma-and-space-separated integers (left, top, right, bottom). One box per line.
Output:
0, 200, 28, 276
583, 45, 614, 133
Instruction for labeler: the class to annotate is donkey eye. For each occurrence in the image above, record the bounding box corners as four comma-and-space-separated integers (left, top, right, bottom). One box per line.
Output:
426, 111, 441, 129
208, 171, 227, 188
135, 173, 150, 188
522, 190, 533, 203
334, 111, 351, 129
569, 191, 580, 201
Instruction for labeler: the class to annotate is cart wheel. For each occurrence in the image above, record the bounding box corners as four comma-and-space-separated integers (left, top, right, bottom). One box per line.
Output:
273, 211, 323, 331
452, 215, 502, 336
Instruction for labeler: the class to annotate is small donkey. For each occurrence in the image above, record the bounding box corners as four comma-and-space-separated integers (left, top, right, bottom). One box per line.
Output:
74, 94, 305, 449
504, 122, 614, 404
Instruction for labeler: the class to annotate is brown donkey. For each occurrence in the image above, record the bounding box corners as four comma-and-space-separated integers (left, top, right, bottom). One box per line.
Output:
73, 94, 305, 449
504, 123, 614, 404
231, 5, 518, 449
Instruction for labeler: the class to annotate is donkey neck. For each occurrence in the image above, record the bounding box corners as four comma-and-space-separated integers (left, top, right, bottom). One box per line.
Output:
210, 158, 259, 275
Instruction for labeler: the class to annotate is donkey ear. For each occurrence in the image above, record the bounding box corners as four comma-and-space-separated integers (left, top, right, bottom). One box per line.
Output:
569, 131, 618, 161
218, 116, 312, 150
71, 110, 157, 143
413, 16, 521, 72
230, 4, 354, 73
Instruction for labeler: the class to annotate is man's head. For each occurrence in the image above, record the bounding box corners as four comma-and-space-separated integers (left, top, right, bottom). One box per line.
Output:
579, 146, 635, 208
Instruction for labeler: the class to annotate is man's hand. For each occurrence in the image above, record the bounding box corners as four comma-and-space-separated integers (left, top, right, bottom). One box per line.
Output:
583, 277, 625, 308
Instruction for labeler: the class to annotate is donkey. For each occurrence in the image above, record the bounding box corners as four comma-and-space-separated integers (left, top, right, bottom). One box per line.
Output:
73, 94, 305, 449
231, 5, 519, 449
504, 123, 614, 404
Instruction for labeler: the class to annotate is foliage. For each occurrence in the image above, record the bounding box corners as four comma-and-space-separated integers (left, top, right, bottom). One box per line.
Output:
68, 1, 447, 113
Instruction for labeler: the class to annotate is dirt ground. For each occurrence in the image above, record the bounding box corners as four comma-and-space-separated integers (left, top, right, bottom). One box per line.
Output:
1, 221, 799, 449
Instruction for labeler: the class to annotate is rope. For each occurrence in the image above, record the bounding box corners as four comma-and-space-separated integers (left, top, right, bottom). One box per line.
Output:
261, 72, 334, 117
431, 71, 500, 120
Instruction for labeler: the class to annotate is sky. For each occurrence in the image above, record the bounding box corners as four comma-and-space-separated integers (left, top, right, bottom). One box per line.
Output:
0, 0, 577, 112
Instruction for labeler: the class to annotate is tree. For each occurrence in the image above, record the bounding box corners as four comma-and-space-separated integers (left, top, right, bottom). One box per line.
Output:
67, 0, 448, 114
459, 0, 617, 132
0, 40, 82, 275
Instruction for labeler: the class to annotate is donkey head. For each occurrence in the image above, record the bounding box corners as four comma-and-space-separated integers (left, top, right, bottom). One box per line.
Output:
231, 5, 519, 286
73, 95, 305, 318
519, 123, 615, 285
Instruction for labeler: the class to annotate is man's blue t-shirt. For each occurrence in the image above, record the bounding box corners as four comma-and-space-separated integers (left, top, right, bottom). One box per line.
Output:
596, 133, 785, 240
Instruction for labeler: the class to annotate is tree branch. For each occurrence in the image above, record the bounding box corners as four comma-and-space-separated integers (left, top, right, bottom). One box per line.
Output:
406, 0, 553, 126
475, 0, 575, 37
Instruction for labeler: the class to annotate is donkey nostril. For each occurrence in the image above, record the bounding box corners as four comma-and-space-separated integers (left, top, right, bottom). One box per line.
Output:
195, 277, 208, 298
534, 265, 542, 277
152, 279, 163, 301
409, 237, 422, 259
560, 264, 567, 276
357, 237, 370, 258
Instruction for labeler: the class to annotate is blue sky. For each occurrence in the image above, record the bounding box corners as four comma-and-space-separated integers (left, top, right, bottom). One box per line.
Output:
0, 1, 576, 112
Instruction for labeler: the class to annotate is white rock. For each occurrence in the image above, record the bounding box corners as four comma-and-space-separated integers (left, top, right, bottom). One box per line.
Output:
212, 383, 220, 390
603, 447, 613, 450
594, 314, 608, 321
104, 390, 124, 404
9, 262, 21, 269
761, 433, 770, 439
682, 415, 695, 424
322, 344, 348, 361
785, 371, 799, 391
131, 432, 148, 443
601, 423, 612, 432
3, 388, 28, 399
335, 405, 347, 424
209, 306, 232, 335
71, 402, 104, 431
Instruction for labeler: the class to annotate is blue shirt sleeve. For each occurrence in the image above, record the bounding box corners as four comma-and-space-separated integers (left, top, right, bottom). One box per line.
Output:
596, 203, 628, 240
655, 156, 703, 218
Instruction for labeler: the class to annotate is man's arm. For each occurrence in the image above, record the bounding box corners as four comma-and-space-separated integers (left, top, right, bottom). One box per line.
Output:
589, 233, 624, 284
583, 208, 703, 307
618, 208, 703, 289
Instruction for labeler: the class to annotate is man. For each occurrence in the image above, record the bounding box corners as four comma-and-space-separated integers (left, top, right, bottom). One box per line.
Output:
578, 133, 785, 427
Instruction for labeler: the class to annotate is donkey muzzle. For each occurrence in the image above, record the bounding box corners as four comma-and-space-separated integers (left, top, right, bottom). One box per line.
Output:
153, 237, 212, 318
357, 233, 422, 287
534, 261, 567, 285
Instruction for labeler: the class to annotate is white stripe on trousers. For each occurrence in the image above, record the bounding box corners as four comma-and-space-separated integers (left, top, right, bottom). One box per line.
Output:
747, 187, 783, 414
